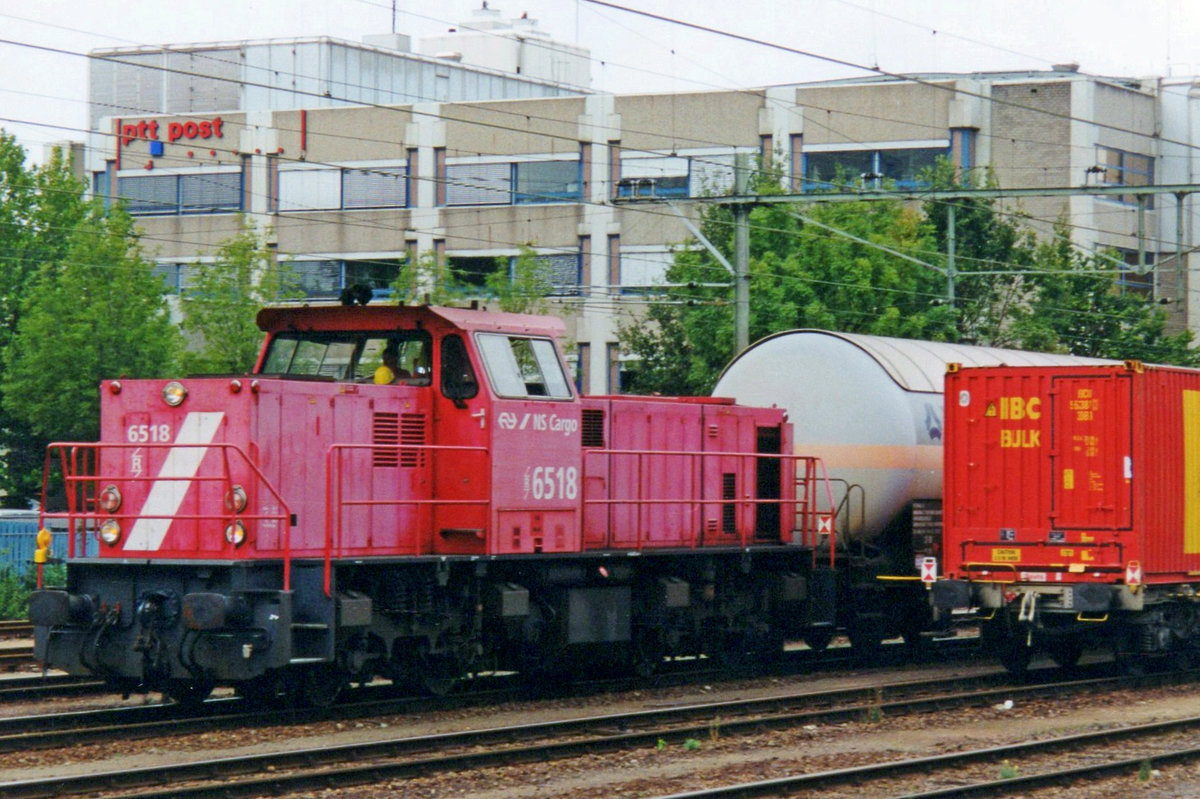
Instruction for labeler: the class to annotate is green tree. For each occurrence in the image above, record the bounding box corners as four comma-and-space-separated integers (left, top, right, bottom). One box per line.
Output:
2, 205, 181, 445
485, 246, 555, 314
621, 186, 954, 395
1015, 225, 1199, 364
180, 218, 301, 374
0, 134, 93, 504
921, 161, 1039, 346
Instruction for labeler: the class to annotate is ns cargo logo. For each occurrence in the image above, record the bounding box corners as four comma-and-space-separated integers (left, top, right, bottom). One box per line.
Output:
497, 411, 578, 436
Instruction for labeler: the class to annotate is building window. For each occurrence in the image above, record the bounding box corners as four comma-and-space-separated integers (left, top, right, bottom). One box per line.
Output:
180, 172, 242, 214
1116, 250, 1155, 297
441, 158, 582, 206
618, 155, 689, 198
802, 146, 946, 191
448, 251, 583, 296
528, 252, 582, 295
152, 262, 184, 292
1098, 146, 1154, 207
445, 162, 511, 205
279, 164, 408, 211
514, 160, 582, 203
117, 171, 244, 216
619, 248, 674, 293
449, 256, 504, 288
278, 168, 341, 211
951, 128, 975, 175
116, 174, 178, 215
289, 258, 404, 299
342, 167, 407, 208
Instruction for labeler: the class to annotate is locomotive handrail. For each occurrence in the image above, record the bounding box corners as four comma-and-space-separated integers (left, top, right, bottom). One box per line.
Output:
324, 442, 491, 598
581, 448, 837, 561
41, 441, 294, 590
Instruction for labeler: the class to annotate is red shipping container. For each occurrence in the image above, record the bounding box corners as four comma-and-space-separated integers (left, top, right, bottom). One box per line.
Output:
944, 362, 1200, 587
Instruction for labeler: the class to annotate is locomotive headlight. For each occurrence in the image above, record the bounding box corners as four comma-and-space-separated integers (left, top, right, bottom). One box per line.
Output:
224, 521, 247, 546
99, 519, 122, 546
98, 484, 122, 513
224, 485, 248, 514
162, 381, 187, 407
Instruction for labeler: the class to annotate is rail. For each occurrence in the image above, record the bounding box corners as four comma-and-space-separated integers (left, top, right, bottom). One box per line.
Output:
41, 442, 294, 589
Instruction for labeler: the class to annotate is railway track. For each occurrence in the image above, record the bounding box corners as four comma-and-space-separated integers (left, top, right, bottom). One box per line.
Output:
645, 715, 1200, 798
2, 666, 1193, 799
0, 635, 979, 746
0, 620, 33, 637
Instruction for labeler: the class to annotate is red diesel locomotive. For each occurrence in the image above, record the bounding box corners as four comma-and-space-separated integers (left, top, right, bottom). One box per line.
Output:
935, 361, 1200, 673
30, 303, 837, 704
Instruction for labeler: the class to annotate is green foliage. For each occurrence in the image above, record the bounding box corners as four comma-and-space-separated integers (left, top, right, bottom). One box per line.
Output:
180, 217, 302, 374
0, 562, 64, 619
682, 738, 702, 751
1015, 225, 1199, 365
485, 246, 554, 314
622, 192, 953, 395
390, 249, 458, 305
998, 760, 1020, 780
622, 157, 1197, 396
922, 161, 1038, 346
2, 205, 182, 444
0, 135, 92, 505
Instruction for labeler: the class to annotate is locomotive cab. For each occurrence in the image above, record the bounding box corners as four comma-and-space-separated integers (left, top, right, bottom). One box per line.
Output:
30, 303, 835, 705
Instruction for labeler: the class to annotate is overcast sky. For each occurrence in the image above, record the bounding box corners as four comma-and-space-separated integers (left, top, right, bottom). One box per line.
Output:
1, 0, 1197, 163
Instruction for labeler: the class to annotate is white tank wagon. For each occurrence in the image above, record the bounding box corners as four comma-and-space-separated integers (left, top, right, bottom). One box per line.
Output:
713, 330, 1107, 650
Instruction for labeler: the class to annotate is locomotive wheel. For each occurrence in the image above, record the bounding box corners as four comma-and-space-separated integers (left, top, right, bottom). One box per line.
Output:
983, 619, 1032, 676
1113, 627, 1147, 677
237, 670, 295, 706
847, 614, 883, 661
164, 679, 215, 707
1045, 638, 1084, 670
300, 664, 346, 708
802, 625, 835, 652
631, 629, 666, 678
419, 653, 462, 696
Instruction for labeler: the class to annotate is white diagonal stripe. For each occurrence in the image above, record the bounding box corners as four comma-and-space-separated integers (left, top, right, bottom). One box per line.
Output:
125, 412, 224, 551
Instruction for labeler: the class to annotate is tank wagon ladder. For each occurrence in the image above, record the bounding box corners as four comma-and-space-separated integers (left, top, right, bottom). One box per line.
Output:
795, 456, 838, 569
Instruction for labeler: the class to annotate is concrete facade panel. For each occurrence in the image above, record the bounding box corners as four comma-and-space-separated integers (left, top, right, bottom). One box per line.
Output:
301, 106, 413, 162
442, 98, 587, 155
440, 205, 584, 250
614, 92, 764, 152
795, 82, 952, 144
274, 210, 413, 254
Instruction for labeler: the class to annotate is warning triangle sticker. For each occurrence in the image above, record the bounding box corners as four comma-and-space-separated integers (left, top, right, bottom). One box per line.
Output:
985, 402, 997, 417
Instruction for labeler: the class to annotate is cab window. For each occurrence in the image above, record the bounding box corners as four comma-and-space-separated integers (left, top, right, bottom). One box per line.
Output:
357, 332, 432, 384
259, 331, 430, 382
476, 333, 572, 399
